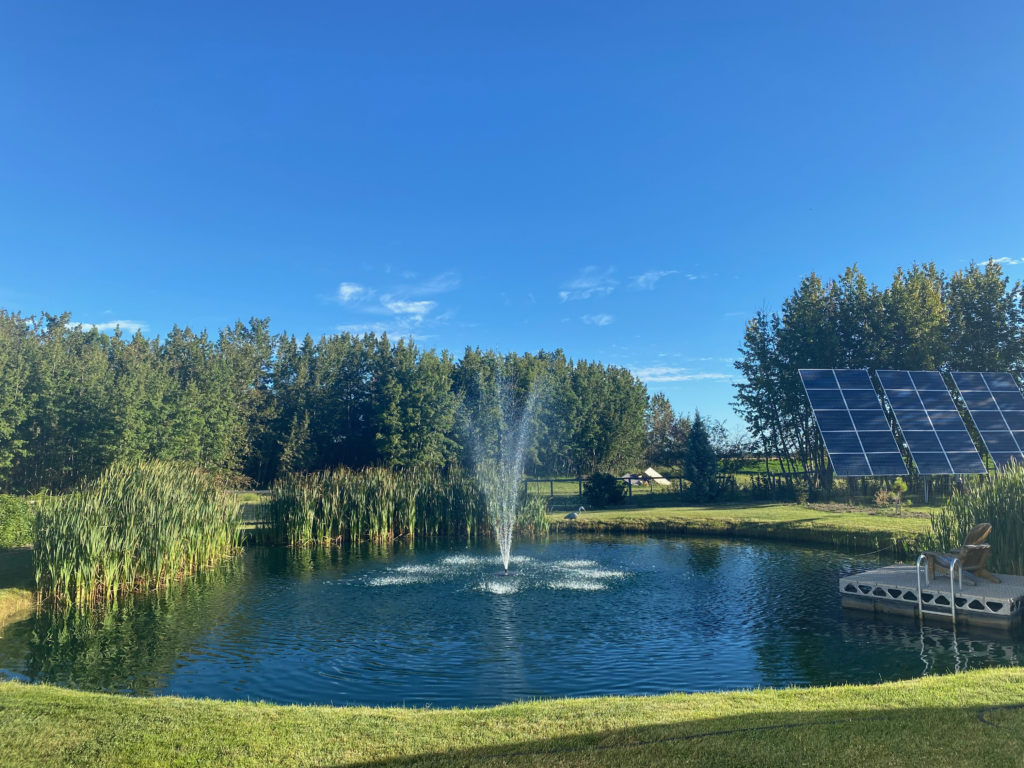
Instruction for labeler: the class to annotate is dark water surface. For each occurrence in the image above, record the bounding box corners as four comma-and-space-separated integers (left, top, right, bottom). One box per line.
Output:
1, 535, 1021, 707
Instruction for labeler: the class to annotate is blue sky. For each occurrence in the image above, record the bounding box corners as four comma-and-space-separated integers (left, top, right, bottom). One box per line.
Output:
1, 2, 1021, 423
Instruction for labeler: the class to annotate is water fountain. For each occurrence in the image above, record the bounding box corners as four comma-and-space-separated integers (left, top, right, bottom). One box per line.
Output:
466, 366, 541, 575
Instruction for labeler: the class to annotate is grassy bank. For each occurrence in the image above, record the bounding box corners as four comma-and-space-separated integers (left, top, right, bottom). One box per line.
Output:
0, 587, 33, 633
549, 503, 934, 554
0, 669, 1022, 766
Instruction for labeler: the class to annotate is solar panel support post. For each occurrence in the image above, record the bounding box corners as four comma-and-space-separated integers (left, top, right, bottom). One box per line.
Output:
924, 478, 929, 504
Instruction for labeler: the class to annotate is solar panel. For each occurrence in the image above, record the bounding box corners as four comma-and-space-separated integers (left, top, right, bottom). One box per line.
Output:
799, 369, 907, 477
876, 370, 986, 476
951, 372, 1024, 469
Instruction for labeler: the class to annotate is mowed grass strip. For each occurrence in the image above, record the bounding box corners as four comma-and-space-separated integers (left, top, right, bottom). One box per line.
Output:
1, 669, 1023, 767
549, 503, 934, 553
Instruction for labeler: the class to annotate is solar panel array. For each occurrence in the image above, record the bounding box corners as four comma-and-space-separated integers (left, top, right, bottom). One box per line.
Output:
876, 370, 987, 475
799, 369, 907, 477
951, 372, 1024, 469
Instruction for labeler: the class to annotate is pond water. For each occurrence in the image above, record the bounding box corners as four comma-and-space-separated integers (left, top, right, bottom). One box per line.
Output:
1, 535, 1022, 707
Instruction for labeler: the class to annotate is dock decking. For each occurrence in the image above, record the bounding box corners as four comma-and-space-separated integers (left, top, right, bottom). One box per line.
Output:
840, 565, 1024, 630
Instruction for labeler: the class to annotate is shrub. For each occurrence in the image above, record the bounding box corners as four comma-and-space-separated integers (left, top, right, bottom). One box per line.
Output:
0, 495, 32, 550
584, 472, 625, 507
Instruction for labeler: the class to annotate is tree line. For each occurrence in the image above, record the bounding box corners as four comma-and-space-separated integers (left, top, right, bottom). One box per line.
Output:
0, 311, 696, 494
733, 259, 1024, 480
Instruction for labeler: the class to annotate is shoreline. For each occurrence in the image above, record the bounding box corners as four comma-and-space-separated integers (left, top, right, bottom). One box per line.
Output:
0, 668, 1021, 766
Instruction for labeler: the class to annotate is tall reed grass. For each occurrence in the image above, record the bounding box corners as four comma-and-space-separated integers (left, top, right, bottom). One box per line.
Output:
35, 461, 242, 606
259, 465, 548, 546
930, 461, 1024, 576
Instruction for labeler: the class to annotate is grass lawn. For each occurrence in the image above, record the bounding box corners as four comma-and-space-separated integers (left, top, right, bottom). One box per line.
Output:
1, 669, 1022, 767
549, 502, 935, 554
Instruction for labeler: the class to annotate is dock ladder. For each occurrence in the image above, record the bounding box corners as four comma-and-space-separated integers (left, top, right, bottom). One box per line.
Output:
916, 554, 962, 624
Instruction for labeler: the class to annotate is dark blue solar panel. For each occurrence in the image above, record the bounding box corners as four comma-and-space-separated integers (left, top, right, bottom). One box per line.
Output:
893, 409, 931, 429
911, 371, 946, 390
842, 390, 881, 409
927, 411, 964, 430
948, 453, 988, 474
877, 370, 913, 389
981, 431, 1020, 452
800, 369, 906, 476
1005, 412, 1024, 430
867, 453, 908, 475
904, 431, 943, 453
952, 372, 987, 391
972, 412, 1007, 430
806, 389, 848, 410
878, 370, 985, 475
991, 452, 1024, 469
830, 454, 872, 477
919, 390, 956, 410
859, 431, 900, 452
886, 390, 921, 409
962, 391, 997, 411
850, 410, 890, 431
820, 432, 864, 453
952, 372, 1024, 471
800, 369, 838, 388
836, 369, 873, 389
937, 431, 977, 452
994, 392, 1024, 411
815, 410, 855, 431
985, 373, 1019, 391
913, 453, 953, 474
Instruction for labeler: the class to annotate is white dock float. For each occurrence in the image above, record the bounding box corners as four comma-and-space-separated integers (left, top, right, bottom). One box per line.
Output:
840, 565, 1024, 631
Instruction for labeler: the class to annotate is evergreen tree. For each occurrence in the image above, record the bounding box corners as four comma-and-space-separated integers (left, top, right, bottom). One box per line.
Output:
684, 411, 719, 502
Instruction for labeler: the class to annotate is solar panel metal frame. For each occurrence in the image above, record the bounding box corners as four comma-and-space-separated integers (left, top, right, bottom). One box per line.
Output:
951, 371, 1024, 470
799, 369, 907, 477
876, 370, 986, 476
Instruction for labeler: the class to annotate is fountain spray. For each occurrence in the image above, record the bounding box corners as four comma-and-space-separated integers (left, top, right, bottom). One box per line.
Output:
467, 362, 542, 575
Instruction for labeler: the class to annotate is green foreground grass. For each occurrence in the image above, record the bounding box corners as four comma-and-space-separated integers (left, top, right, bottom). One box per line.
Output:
1, 669, 1023, 767
549, 503, 934, 554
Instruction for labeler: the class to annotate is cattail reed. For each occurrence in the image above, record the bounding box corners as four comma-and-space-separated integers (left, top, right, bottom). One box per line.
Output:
930, 460, 1024, 576
260, 464, 548, 546
34, 460, 242, 606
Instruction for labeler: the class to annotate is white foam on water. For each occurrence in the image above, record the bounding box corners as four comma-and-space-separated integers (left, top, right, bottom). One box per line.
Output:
480, 580, 520, 595
367, 575, 422, 587
548, 579, 607, 591
553, 560, 599, 569
441, 555, 486, 566
574, 569, 627, 579
395, 565, 442, 574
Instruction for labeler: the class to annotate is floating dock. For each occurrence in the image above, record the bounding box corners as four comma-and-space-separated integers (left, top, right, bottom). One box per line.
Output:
841, 565, 1024, 631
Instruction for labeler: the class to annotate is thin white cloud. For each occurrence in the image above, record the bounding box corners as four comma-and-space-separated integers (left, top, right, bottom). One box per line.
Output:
632, 366, 732, 383
632, 270, 677, 289
994, 257, 1022, 266
408, 272, 459, 296
559, 267, 618, 301
335, 272, 459, 328
82, 320, 149, 334
381, 298, 437, 316
582, 314, 613, 326
338, 282, 369, 302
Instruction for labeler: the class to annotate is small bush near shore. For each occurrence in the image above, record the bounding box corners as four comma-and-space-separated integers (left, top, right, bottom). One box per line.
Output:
584, 473, 625, 508
0, 496, 32, 550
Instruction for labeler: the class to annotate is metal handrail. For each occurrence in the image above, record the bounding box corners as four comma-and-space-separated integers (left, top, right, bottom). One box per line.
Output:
916, 553, 962, 624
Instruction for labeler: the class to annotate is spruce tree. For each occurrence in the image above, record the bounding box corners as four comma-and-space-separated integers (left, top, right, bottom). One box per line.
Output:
684, 410, 719, 502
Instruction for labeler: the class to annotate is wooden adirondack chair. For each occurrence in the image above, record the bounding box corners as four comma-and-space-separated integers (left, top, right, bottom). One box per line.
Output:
923, 523, 1001, 585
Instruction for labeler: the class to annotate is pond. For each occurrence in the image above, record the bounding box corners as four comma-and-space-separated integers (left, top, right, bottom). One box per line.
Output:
1, 535, 1022, 707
